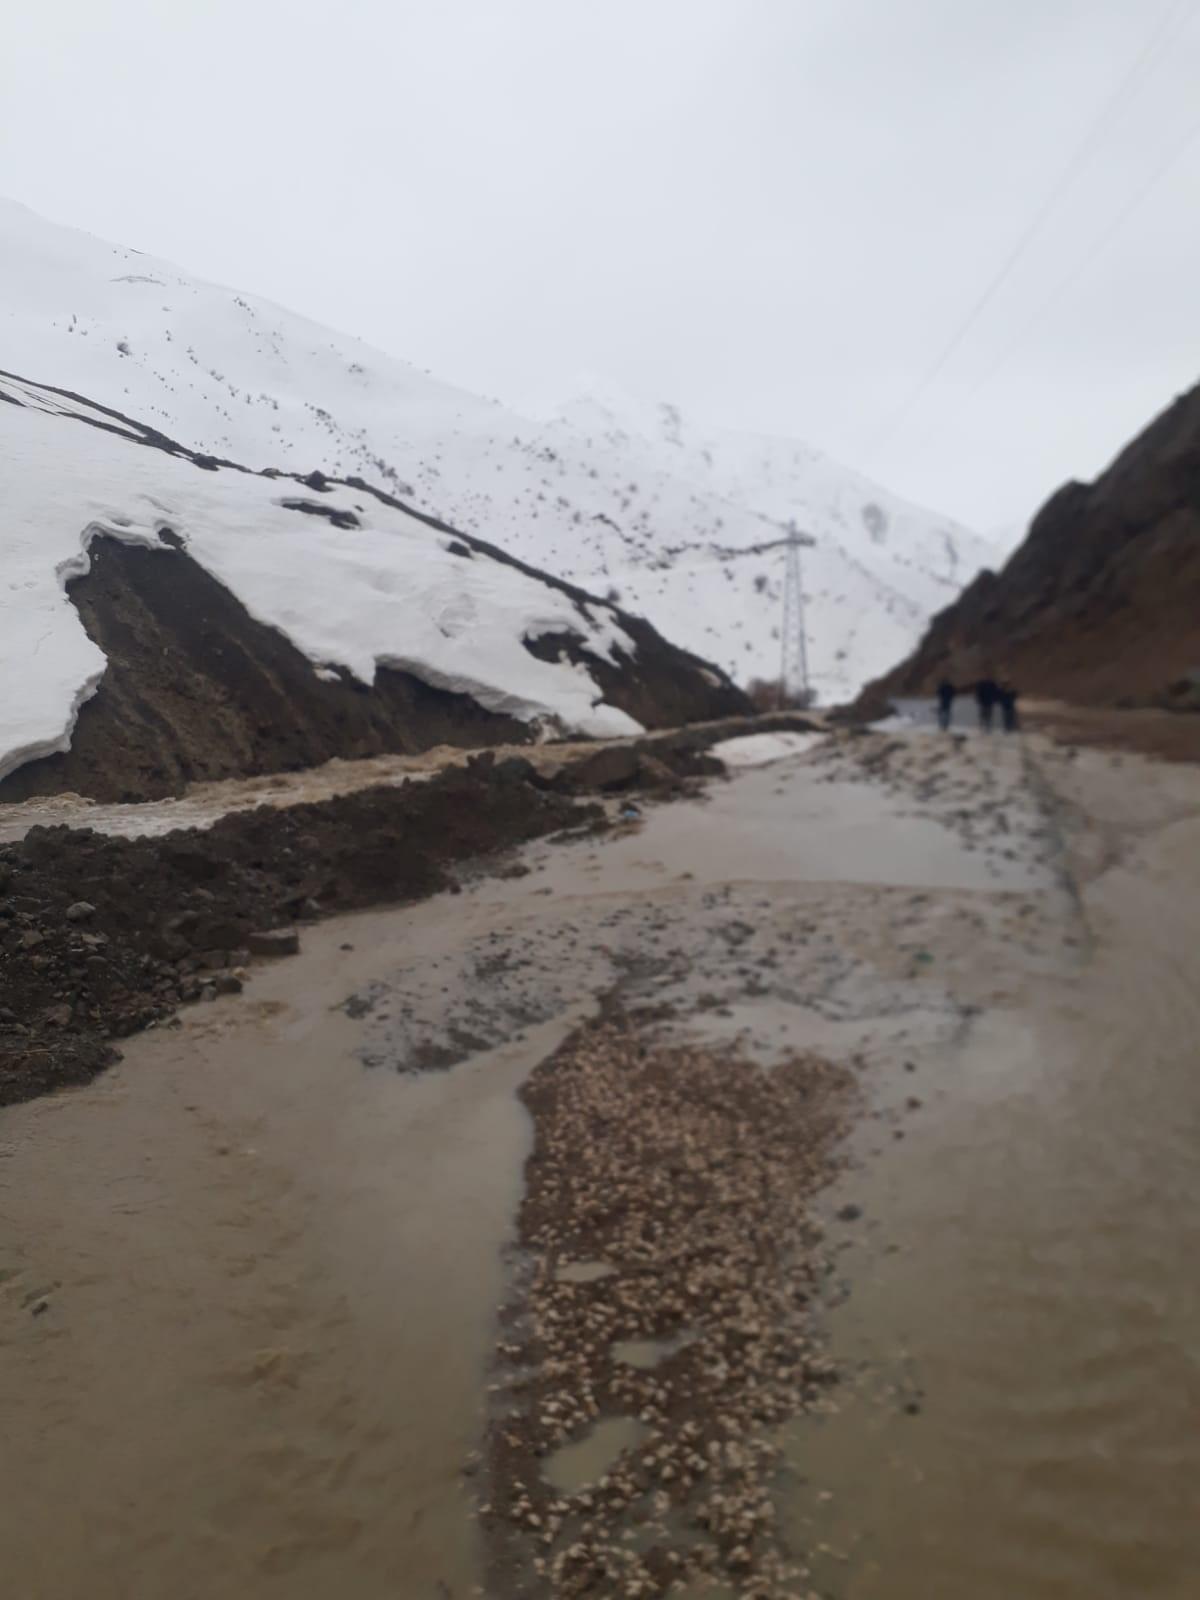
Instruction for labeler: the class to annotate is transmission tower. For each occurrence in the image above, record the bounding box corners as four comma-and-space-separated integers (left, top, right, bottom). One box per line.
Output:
779, 521, 813, 706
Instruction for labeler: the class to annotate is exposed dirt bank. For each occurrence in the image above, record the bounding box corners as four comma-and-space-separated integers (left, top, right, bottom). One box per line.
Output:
0, 718, 777, 1107
0, 537, 528, 805
0, 532, 749, 806
0, 755, 597, 1106
0, 711, 822, 845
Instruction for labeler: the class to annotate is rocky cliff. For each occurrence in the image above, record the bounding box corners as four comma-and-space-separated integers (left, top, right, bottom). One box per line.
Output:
859, 382, 1200, 711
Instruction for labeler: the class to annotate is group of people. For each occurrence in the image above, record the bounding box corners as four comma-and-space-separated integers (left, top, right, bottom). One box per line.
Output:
935, 676, 1018, 733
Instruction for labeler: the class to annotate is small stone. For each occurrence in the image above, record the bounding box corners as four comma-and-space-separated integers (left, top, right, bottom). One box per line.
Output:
65, 901, 96, 922
213, 973, 244, 996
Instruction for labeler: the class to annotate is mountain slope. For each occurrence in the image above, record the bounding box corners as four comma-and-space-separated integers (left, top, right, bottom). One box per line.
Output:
0, 199, 1001, 704
0, 370, 745, 798
859, 381, 1200, 710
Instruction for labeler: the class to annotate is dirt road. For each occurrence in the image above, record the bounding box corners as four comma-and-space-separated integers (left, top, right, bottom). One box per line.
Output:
2, 729, 1198, 1598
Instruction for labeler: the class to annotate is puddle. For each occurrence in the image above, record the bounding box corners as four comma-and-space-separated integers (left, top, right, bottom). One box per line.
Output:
474, 760, 1052, 903
543, 1417, 649, 1494
611, 1332, 695, 1369
555, 1260, 617, 1284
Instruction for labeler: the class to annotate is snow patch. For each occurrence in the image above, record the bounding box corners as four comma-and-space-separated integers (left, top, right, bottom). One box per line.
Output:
712, 732, 824, 768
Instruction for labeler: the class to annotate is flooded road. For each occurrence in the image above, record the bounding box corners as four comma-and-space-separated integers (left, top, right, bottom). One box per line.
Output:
3, 730, 1199, 1596
0, 902, 594, 1598
787, 744, 1200, 1599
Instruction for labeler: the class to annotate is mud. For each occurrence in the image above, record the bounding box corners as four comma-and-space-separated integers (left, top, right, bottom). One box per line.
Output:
4, 728, 1198, 1598
0, 716, 788, 1107
0, 754, 596, 1106
0, 711, 821, 845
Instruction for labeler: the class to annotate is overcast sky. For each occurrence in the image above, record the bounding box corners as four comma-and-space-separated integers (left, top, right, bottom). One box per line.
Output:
4, 0, 1199, 532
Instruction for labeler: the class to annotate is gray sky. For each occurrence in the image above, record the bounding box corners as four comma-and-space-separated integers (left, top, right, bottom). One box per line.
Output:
4, 0, 1199, 533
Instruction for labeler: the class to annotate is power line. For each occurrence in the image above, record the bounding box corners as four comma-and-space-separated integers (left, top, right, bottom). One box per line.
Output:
866, 0, 1197, 455
961, 104, 1200, 401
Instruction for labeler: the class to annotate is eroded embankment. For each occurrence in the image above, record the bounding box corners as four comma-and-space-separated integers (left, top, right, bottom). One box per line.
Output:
0, 753, 597, 1106
0, 528, 749, 805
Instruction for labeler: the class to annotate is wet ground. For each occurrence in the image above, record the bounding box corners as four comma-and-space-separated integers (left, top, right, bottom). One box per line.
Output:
2, 729, 1199, 1596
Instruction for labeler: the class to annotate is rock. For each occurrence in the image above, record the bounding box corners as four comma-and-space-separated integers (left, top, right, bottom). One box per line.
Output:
213, 973, 244, 996
200, 984, 218, 1003
560, 747, 640, 793
635, 754, 681, 791
836, 1203, 863, 1222
65, 901, 96, 922
20, 930, 45, 949
246, 928, 300, 958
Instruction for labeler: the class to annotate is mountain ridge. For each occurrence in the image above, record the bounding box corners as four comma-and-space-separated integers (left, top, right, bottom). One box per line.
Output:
0, 197, 1004, 705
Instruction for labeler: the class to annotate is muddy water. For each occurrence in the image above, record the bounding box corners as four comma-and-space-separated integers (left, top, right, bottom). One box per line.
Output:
0, 901, 589, 1599
788, 798, 1200, 1596
3, 735, 1199, 1597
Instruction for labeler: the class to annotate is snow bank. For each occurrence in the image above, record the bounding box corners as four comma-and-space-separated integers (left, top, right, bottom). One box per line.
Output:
0, 383, 642, 782
712, 732, 824, 768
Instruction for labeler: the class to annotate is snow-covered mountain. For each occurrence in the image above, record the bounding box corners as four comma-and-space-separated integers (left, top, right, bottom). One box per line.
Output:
537, 381, 1004, 697
1, 198, 1001, 722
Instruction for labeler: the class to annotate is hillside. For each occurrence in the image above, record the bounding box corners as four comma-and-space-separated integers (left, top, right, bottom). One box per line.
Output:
859, 381, 1200, 711
0, 199, 1002, 705
0, 371, 745, 802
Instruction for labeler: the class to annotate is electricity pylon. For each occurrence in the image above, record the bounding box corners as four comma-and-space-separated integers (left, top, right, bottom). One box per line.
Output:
654, 515, 816, 706
779, 521, 815, 706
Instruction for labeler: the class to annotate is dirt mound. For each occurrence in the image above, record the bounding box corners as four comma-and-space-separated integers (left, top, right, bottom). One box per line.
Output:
0, 754, 597, 1107
858, 381, 1200, 712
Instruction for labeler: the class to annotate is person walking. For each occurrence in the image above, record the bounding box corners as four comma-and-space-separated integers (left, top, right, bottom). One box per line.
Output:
975, 677, 998, 732
999, 683, 1019, 733
935, 679, 956, 730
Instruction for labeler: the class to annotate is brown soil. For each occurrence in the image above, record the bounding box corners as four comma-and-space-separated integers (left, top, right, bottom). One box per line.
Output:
0, 754, 598, 1108
858, 381, 1200, 712
1021, 700, 1200, 766
484, 1012, 855, 1599
0, 728, 748, 1109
